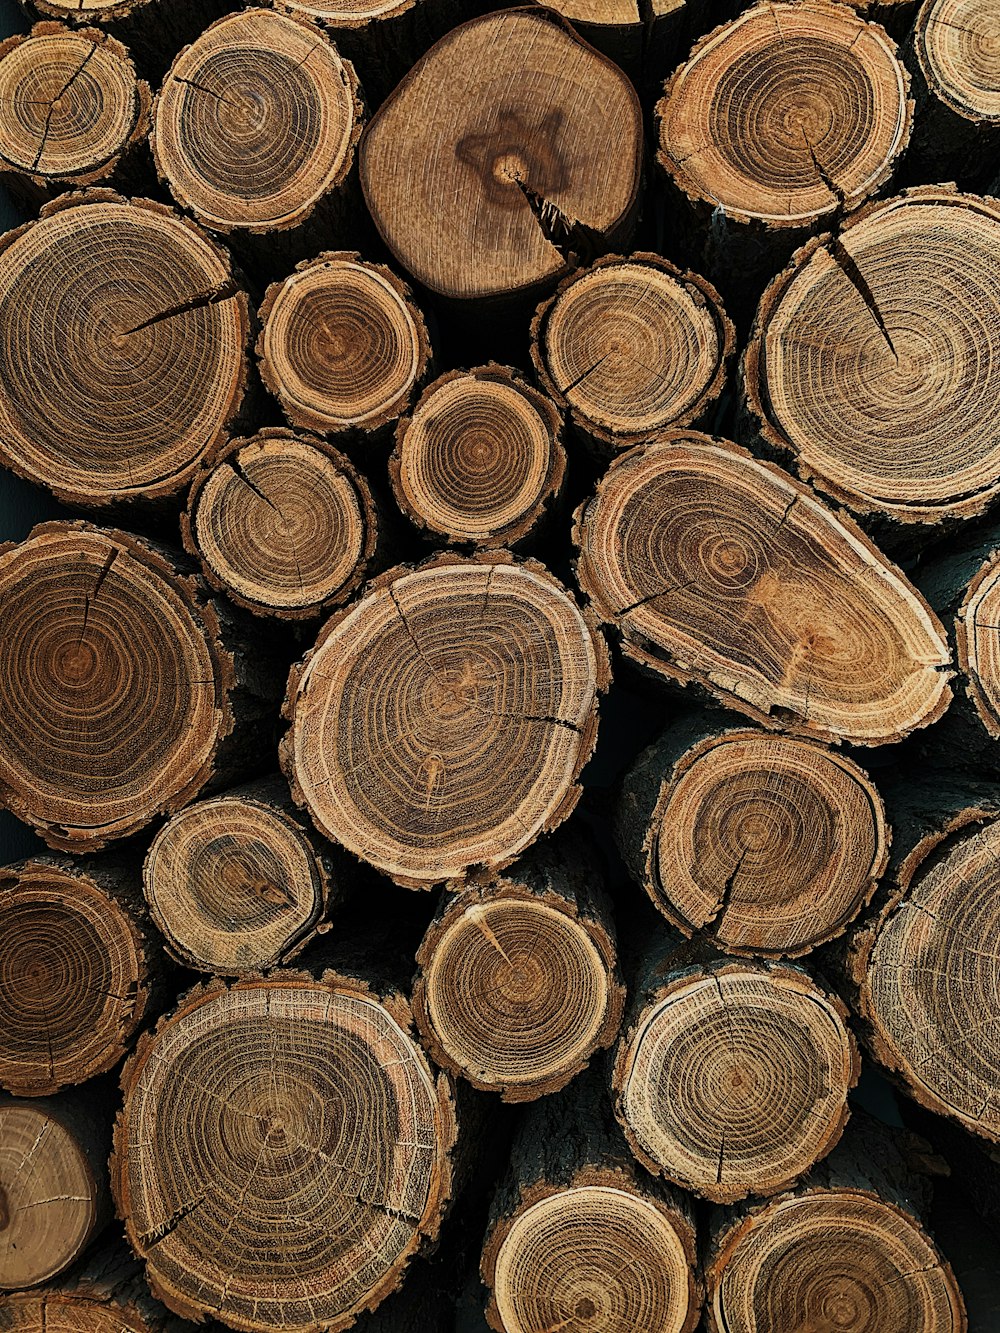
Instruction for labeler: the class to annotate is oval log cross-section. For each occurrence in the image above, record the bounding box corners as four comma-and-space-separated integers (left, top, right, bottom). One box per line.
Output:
0, 1294, 156, 1333
915, 0, 1000, 123
282, 554, 608, 888
574, 433, 951, 746
956, 548, 1000, 739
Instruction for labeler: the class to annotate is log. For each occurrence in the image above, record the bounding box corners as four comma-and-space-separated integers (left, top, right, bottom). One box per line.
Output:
530, 252, 734, 453
656, 0, 912, 323
704, 1111, 967, 1333
846, 0, 920, 37
0, 521, 280, 853
0, 857, 158, 1097
611, 945, 859, 1203
572, 432, 952, 746
480, 1065, 701, 1333
181, 428, 378, 622
0, 1090, 111, 1290
388, 364, 566, 549
412, 833, 624, 1101
359, 8, 643, 317
0, 24, 152, 211
152, 9, 365, 278
257, 250, 432, 443
0, 190, 250, 511
111, 970, 459, 1331
142, 776, 344, 975
615, 719, 889, 957
742, 187, 1000, 532
281, 551, 609, 889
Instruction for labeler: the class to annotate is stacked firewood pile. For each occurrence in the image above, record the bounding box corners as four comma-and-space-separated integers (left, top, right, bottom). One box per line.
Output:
0, 0, 998, 1328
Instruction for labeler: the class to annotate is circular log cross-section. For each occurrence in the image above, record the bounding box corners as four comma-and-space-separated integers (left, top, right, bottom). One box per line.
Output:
658, 1, 911, 230
182, 430, 377, 620
0, 25, 150, 201
360, 8, 643, 304
631, 731, 888, 957
0, 1101, 102, 1289
745, 189, 1000, 525
0, 523, 234, 852
258, 251, 430, 439
144, 788, 330, 974
153, 9, 362, 237
283, 555, 607, 888
914, 0, 1000, 150
956, 548, 1000, 739
0, 861, 149, 1096
0, 193, 248, 509
706, 1189, 966, 1333
573, 434, 952, 746
389, 366, 566, 548
613, 963, 858, 1203
531, 254, 733, 449
113, 975, 457, 1332
0, 1293, 157, 1333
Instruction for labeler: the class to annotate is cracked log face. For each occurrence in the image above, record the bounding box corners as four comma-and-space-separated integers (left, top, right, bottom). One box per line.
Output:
915, 0, 1000, 123
258, 251, 430, 437
745, 189, 1000, 523
389, 365, 566, 548
640, 732, 888, 957
0, 24, 150, 191
153, 9, 362, 234
853, 812, 1000, 1142
113, 974, 457, 1332
0, 193, 248, 508
573, 433, 952, 746
657, 0, 910, 228
0, 523, 234, 852
0, 1294, 154, 1333
282, 554, 608, 888
706, 1189, 966, 1333
0, 1102, 100, 1289
531, 253, 733, 450
0, 861, 149, 1096
956, 549, 1000, 738
613, 963, 858, 1203
182, 429, 377, 620
359, 8, 643, 303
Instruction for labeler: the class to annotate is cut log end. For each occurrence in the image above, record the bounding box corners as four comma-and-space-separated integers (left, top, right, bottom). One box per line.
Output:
283, 554, 608, 888
916, 0, 1000, 123
0, 1102, 99, 1290
183, 429, 377, 620
956, 547, 1000, 738
113, 974, 457, 1331
153, 9, 363, 235
0, 1292, 157, 1332
531, 253, 733, 448
613, 964, 858, 1203
706, 1189, 966, 1333
657, 0, 911, 228
0, 193, 248, 508
389, 365, 566, 548
258, 250, 430, 437
573, 433, 952, 746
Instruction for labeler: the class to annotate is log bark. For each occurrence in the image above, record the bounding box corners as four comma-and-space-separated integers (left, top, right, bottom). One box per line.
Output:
530, 252, 734, 453
0, 24, 152, 211
412, 832, 624, 1101
0, 190, 250, 511
281, 551, 610, 889
0, 521, 281, 853
846, 0, 920, 37
388, 364, 566, 550
656, 0, 912, 324
359, 8, 644, 316
181, 428, 379, 622
704, 1110, 967, 1333
0, 856, 160, 1097
572, 432, 952, 746
611, 937, 859, 1203
615, 719, 889, 958
481, 1065, 701, 1333
111, 970, 459, 1332
742, 187, 1000, 533
258, 250, 432, 444
143, 775, 347, 976
151, 9, 366, 279
0, 1089, 111, 1289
